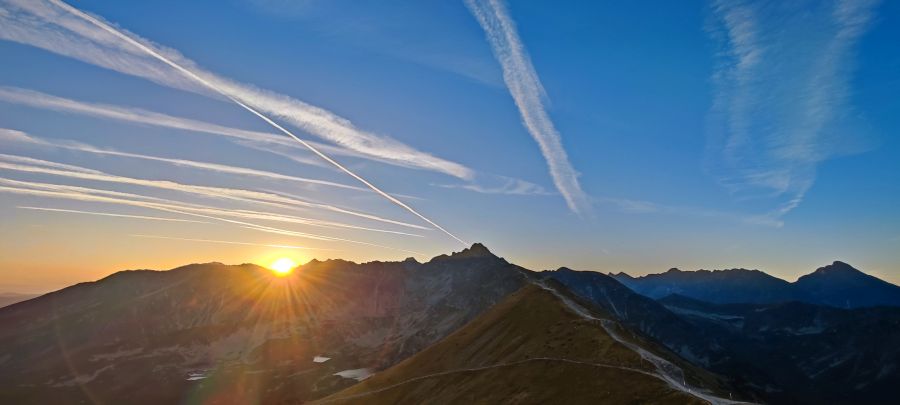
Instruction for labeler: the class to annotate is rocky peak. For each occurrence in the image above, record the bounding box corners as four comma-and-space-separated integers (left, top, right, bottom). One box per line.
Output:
429, 243, 499, 262
811, 261, 861, 276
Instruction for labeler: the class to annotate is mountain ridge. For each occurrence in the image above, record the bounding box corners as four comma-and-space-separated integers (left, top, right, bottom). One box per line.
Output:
610, 261, 900, 308
1, 244, 897, 404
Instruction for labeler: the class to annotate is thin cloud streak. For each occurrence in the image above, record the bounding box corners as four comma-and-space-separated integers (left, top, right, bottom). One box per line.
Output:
18, 205, 210, 223
0, 87, 483, 187
0, 0, 474, 180
2, 177, 408, 237
592, 196, 784, 228
707, 0, 879, 217
0, 152, 101, 175
465, 0, 591, 215
0, 179, 424, 254
2, 126, 424, 204
0, 153, 428, 233
0, 126, 352, 190
7, 0, 467, 246
130, 234, 331, 251
0, 87, 354, 170
434, 176, 552, 196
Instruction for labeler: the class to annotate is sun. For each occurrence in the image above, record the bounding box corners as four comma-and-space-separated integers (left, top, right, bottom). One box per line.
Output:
269, 257, 298, 276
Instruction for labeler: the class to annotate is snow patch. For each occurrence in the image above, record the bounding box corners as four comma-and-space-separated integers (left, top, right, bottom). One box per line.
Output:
313, 356, 331, 363
187, 370, 209, 381
334, 368, 373, 381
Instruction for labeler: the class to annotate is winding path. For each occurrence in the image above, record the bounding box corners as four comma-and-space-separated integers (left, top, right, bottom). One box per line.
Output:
534, 281, 750, 405
317, 357, 668, 404
316, 282, 752, 405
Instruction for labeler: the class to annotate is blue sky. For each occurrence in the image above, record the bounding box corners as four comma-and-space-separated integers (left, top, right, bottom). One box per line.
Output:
0, 0, 898, 292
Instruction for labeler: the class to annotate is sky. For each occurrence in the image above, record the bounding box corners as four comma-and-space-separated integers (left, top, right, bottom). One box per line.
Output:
0, 0, 898, 293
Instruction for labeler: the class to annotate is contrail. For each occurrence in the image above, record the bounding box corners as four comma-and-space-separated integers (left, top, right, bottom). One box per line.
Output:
0, 1, 474, 179
0, 179, 425, 254
50, 0, 468, 247
18, 206, 209, 223
0, 150, 429, 231
0, 152, 102, 174
0, 160, 426, 237
465, 0, 592, 216
2, 127, 425, 203
130, 234, 331, 251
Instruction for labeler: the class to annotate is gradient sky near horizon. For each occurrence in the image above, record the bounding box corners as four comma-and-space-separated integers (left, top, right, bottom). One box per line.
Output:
1, 0, 898, 293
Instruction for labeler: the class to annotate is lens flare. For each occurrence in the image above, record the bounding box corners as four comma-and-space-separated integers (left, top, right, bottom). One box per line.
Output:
269, 257, 297, 276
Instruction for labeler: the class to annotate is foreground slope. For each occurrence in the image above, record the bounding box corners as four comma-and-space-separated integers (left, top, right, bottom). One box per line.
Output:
318, 283, 735, 404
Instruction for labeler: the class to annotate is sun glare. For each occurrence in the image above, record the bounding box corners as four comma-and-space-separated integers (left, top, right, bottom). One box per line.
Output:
269, 257, 298, 276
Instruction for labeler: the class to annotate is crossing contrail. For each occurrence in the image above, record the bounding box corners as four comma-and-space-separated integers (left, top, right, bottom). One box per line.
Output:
50, 0, 468, 247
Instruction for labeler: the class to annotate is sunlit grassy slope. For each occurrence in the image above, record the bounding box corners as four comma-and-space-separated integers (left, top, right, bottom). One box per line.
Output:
318, 284, 706, 404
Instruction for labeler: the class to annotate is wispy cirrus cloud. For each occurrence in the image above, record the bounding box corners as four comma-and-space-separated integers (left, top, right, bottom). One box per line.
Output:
465, 0, 591, 216
434, 176, 552, 196
592, 195, 784, 228
0, 0, 473, 180
707, 0, 879, 217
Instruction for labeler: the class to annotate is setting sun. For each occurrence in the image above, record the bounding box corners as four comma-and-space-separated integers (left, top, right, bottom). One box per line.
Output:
269, 257, 298, 276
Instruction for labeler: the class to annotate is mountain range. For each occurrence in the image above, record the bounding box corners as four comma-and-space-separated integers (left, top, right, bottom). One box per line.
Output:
611, 261, 900, 308
1, 244, 898, 404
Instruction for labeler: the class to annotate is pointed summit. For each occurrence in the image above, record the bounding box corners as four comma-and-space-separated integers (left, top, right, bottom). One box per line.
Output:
465, 242, 493, 257
808, 261, 862, 276
428, 242, 499, 262
795, 261, 900, 308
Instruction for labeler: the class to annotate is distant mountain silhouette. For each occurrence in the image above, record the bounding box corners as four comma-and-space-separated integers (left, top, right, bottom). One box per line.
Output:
612, 261, 900, 308
0, 292, 39, 308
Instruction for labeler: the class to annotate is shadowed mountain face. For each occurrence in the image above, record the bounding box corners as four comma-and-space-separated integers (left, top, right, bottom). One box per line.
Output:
548, 268, 900, 405
612, 261, 900, 308
660, 294, 900, 404
0, 245, 527, 404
